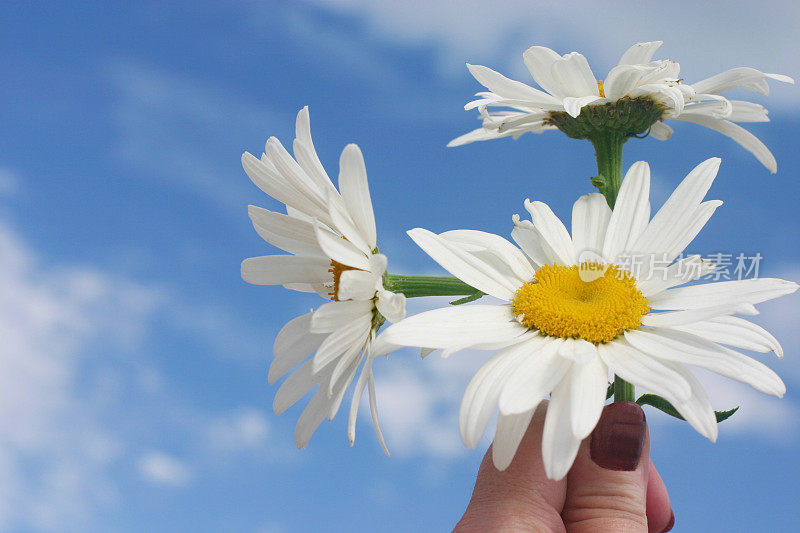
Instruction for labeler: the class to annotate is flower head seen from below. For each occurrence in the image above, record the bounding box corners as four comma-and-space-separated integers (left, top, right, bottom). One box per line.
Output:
383, 157, 797, 480
450, 41, 793, 173
240, 107, 405, 452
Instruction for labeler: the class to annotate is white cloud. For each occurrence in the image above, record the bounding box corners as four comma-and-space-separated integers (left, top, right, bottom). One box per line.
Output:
137, 451, 193, 487
304, 0, 799, 108
205, 407, 270, 452
0, 217, 160, 530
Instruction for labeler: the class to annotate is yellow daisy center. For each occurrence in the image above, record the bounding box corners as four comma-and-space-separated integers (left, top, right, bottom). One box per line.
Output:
511, 263, 650, 344
597, 79, 605, 97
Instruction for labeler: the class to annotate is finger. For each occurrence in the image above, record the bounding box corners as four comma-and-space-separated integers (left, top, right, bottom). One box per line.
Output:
562, 401, 650, 532
455, 402, 568, 532
646, 461, 674, 533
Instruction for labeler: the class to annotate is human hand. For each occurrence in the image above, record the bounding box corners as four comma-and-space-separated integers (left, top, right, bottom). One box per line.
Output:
455, 401, 674, 532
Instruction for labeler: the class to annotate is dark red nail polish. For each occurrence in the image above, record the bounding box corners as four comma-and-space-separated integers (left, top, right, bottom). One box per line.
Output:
661, 510, 675, 532
590, 401, 646, 471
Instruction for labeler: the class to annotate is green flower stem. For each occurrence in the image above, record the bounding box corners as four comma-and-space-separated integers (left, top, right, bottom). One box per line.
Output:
591, 131, 627, 208
591, 130, 635, 403
384, 274, 483, 299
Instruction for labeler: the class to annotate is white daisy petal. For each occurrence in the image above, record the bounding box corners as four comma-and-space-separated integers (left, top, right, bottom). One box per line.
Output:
294, 385, 332, 449
466, 63, 561, 105
347, 359, 371, 445
269, 313, 327, 385
440, 229, 535, 284
381, 304, 525, 351
603, 161, 651, 259
633, 157, 721, 254
375, 289, 407, 324
659, 200, 724, 263
498, 338, 571, 415
336, 270, 379, 301
673, 115, 777, 173
691, 67, 793, 96
674, 315, 783, 358
596, 340, 692, 401
648, 278, 799, 310
541, 376, 582, 481
571, 193, 612, 258
625, 328, 786, 397
522, 45, 565, 97
604, 64, 650, 100
274, 360, 316, 415
652, 360, 718, 442
551, 52, 599, 98
312, 316, 371, 372
617, 41, 663, 65
406, 228, 517, 300
524, 200, 575, 265
293, 106, 335, 194
242, 152, 320, 220
241, 255, 332, 285
636, 254, 717, 297
367, 367, 390, 455
339, 144, 377, 248
459, 337, 542, 448
311, 300, 374, 333
569, 355, 608, 439
492, 409, 535, 471
248, 205, 325, 257
648, 121, 673, 140
641, 304, 749, 327
562, 95, 605, 118
511, 215, 551, 267
327, 191, 372, 255
558, 338, 597, 364
313, 222, 371, 271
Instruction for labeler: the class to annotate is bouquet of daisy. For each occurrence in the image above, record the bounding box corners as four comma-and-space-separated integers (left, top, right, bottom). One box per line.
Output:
241, 41, 795, 483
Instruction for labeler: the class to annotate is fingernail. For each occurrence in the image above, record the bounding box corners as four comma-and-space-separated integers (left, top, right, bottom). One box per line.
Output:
661, 510, 675, 532
590, 401, 646, 471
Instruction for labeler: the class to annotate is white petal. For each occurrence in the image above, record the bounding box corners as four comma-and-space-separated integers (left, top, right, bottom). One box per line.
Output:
691, 67, 793, 96
674, 315, 783, 358
312, 315, 371, 372
632, 157, 720, 255
542, 376, 582, 481
447, 127, 507, 147
562, 95, 605, 118
604, 64, 651, 100
617, 41, 663, 65
270, 313, 326, 385
636, 254, 717, 297
466, 63, 561, 105
328, 340, 365, 395
727, 101, 770, 122
294, 385, 332, 448
569, 355, 608, 439
381, 304, 525, 351
571, 193, 612, 258
625, 328, 786, 397
596, 340, 692, 401
653, 361, 718, 442
367, 366, 390, 455
648, 278, 799, 310
311, 300, 374, 333
336, 270, 379, 301
522, 45, 565, 97
648, 121, 673, 140
499, 338, 571, 415
524, 200, 575, 265
248, 205, 325, 257
274, 360, 316, 415
641, 304, 750, 327
327, 191, 372, 255
338, 144, 377, 248
672, 115, 777, 173
293, 107, 336, 195
440, 229, 535, 284
313, 222, 370, 270
347, 357, 371, 445
266, 138, 329, 215
603, 161, 650, 259
242, 152, 321, 220
241, 255, 331, 285
551, 52, 599, 98
511, 215, 550, 267
407, 228, 517, 300
558, 338, 597, 365
492, 410, 535, 471
459, 338, 540, 448
375, 289, 406, 324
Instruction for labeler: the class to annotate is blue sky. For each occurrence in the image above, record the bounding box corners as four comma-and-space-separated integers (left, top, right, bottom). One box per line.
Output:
1, 1, 799, 531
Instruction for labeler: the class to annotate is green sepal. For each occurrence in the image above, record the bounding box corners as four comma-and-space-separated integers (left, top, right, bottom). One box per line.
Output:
636, 394, 739, 423
605, 382, 614, 400
450, 292, 485, 305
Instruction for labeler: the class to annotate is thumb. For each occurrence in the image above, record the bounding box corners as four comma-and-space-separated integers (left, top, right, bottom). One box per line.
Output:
562, 401, 654, 532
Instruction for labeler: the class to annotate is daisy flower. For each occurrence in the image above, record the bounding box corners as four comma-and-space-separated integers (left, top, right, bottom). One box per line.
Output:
240, 107, 405, 451
450, 41, 793, 173
382, 157, 797, 480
